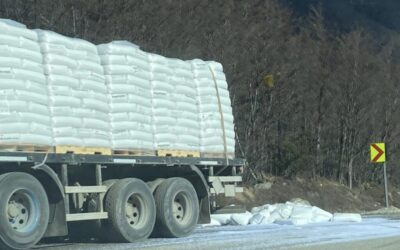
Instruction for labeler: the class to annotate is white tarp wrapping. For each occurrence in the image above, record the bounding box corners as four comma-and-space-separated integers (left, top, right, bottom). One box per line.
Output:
0, 20, 52, 146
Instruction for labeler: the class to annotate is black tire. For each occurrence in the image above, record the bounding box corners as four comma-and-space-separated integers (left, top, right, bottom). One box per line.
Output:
103, 178, 156, 242
153, 177, 199, 238
0, 172, 50, 250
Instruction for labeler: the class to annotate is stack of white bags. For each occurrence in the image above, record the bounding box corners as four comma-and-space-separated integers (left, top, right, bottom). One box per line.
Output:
36, 30, 110, 147
37, 30, 110, 148
0, 19, 235, 157
148, 53, 175, 150
191, 60, 235, 156
0, 20, 52, 146
98, 41, 154, 151
169, 59, 200, 151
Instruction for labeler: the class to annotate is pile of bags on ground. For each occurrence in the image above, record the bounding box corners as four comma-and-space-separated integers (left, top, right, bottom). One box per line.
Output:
209, 200, 362, 227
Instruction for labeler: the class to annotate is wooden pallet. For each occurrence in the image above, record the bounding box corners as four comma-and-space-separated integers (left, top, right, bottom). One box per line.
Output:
0, 144, 53, 153
200, 152, 235, 159
55, 146, 112, 155
112, 149, 156, 156
157, 150, 200, 158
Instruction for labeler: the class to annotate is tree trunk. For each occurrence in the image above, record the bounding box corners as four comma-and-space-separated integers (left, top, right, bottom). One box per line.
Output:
348, 157, 354, 189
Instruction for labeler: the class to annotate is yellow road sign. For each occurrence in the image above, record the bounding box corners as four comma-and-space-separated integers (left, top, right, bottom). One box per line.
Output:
370, 143, 385, 163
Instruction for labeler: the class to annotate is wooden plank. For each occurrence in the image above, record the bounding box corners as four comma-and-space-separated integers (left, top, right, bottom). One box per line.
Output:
55, 146, 112, 155
201, 152, 235, 159
66, 212, 108, 222
112, 149, 156, 156
157, 150, 200, 158
64, 186, 107, 194
208, 176, 242, 182
0, 144, 53, 153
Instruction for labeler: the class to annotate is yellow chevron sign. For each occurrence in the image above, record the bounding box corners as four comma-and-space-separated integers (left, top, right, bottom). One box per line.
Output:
370, 143, 385, 163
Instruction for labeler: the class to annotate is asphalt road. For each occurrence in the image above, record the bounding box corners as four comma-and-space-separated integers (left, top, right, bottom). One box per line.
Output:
35, 218, 400, 250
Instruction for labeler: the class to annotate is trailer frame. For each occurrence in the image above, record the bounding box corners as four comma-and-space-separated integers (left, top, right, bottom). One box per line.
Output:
0, 151, 244, 240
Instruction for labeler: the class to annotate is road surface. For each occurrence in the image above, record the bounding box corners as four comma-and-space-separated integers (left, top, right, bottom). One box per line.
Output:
35, 218, 400, 250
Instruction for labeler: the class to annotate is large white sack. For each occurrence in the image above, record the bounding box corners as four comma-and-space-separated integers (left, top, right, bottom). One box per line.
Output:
175, 86, 197, 97
112, 140, 154, 150
102, 64, 144, 75
151, 80, 174, 92
47, 75, 79, 88
290, 205, 313, 224
210, 214, 232, 226
249, 209, 272, 225
105, 74, 150, 89
249, 213, 264, 225
0, 35, 40, 50
0, 112, 50, 125
0, 19, 26, 28
0, 101, 48, 116
310, 206, 333, 223
97, 40, 139, 56
230, 211, 253, 226
201, 218, 222, 227
110, 103, 152, 114
41, 43, 100, 63
37, 29, 97, 54
251, 204, 280, 214
73, 69, 104, 82
150, 63, 172, 75
110, 94, 151, 107
113, 130, 153, 141
111, 114, 152, 125
332, 213, 362, 223
107, 84, 152, 96
0, 45, 43, 63
148, 53, 168, 64
0, 20, 37, 41
43, 54, 76, 68
251, 206, 264, 214
0, 67, 45, 84
174, 68, 193, 79
0, 81, 46, 96
100, 55, 149, 70
0, 133, 52, 146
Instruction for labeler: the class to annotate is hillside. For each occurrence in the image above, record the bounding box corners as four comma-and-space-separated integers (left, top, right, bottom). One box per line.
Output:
286, 0, 400, 31
1, 0, 400, 190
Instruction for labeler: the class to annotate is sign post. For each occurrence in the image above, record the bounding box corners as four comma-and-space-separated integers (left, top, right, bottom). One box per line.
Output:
370, 143, 388, 208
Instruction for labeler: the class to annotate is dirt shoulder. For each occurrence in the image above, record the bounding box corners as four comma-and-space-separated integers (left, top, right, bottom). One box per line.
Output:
218, 177, 400, 213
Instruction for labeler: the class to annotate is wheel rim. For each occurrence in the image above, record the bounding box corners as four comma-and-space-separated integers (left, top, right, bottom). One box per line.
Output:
173, 191, 192, 224
7, 189, 39, 233
125, 193, 146, 229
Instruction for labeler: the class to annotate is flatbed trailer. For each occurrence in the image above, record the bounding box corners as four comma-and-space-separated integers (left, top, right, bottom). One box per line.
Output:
0, 151, 244, 249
